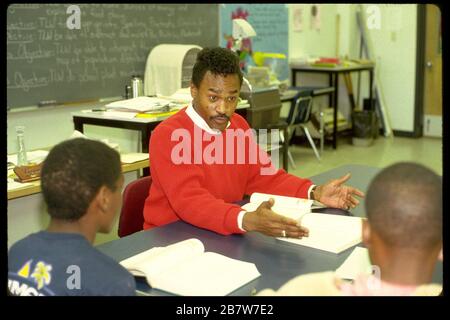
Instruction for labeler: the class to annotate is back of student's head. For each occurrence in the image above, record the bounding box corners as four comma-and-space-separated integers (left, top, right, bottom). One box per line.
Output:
41, 138, 121, 221
365, 162, 442, 250
191, 47, 243, 88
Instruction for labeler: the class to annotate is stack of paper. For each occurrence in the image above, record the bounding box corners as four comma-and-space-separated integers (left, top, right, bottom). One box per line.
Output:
8, 179, 33, 191
120, 153, 149, 164
167, 88, 192, 103
105, 97, 170, 113
7, 150, 49, 166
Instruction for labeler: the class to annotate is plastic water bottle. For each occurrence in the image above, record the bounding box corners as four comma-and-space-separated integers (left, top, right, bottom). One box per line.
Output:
16, 126, 28, 166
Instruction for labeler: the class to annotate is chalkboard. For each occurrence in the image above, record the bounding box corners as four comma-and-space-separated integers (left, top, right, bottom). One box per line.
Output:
7, 4, 219, 109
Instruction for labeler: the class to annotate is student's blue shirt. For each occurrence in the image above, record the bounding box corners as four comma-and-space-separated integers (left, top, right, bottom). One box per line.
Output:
8, 231, 136, 296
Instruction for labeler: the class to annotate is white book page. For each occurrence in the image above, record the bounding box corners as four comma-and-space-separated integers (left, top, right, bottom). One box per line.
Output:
278, 214, 363, 254
152, 252, 261, 296
241, 202, 305, 221
250, 192, 313, 211
120, 239, 204, 281
335, 247, 372, 280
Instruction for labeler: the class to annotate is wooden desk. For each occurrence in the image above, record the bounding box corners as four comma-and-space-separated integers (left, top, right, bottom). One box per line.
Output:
290, 64, 374, 149
7, 158, 149, 200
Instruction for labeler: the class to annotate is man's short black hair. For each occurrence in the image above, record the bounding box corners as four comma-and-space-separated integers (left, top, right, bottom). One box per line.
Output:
41, 138, 121, 221
365, 162, 442, 250
191, 47, 243, 88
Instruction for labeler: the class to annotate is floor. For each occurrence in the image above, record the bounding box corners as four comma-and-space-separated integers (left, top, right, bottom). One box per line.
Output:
94, 135, 442, 246
288, 135, 442, 178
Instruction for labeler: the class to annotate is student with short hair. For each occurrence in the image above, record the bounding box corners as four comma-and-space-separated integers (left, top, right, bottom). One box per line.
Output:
257, 162, 442, 296
8, 138, 136, 296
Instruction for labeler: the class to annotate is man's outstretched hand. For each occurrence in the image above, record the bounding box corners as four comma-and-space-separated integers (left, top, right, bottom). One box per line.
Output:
242, 198, 309, 238
314, 173, 365, 210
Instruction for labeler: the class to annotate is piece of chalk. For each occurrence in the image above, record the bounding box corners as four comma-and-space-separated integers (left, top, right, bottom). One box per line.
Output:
38, 100, 58, 107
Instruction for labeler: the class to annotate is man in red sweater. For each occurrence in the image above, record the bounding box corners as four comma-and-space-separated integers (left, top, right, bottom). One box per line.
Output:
143, 47, 364, 237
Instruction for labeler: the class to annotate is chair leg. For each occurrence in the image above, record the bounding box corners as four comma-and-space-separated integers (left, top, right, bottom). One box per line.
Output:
319, 110, 324, 156
280, 128, 297, 169
302, 126, 321, 161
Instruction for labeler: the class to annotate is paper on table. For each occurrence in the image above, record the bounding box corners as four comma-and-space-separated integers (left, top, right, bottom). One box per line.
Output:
7, 150, 49, 166
121, 153, 149, 164
8, 179, 33, 191
167, 88, 192, 103
106, 97, 170, 112
335, 247, 372, 280
276, 213, 363, 254
103, 111, 138, 119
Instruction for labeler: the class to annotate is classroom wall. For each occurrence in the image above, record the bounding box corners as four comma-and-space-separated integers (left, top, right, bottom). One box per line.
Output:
360, 4, 417, 132
286, 4, 357, 121
287, 4, 418, 133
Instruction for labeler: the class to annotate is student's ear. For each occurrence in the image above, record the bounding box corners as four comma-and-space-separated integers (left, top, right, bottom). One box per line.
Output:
362, 219, 371, 248
96, 185, 111, 213
190, 81, 198, 99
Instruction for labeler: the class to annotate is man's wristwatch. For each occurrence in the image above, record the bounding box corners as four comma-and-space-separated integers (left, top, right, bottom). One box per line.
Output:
309, 185, 317, 200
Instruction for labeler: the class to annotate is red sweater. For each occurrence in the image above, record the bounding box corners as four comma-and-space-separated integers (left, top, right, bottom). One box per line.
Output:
143, 108, 313, 235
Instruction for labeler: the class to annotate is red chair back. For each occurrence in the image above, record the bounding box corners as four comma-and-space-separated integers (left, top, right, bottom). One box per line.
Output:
118, 175, 152, 237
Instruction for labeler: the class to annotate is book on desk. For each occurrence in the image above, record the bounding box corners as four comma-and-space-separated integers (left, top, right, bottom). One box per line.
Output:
120, 238, 261, 296
242, 193, 363, 254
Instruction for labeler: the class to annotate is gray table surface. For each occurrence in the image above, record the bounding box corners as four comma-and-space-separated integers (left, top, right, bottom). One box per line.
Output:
96, 164, 443, 295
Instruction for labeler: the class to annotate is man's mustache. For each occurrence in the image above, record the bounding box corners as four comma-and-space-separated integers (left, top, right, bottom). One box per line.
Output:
210, 114, 230, 121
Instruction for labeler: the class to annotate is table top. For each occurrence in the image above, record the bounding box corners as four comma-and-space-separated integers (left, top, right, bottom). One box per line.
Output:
280, 86, 335, 101
7, 155, 149, 200
96, 164, 444, 295
290, 63, 375, 72
72, 102, 250, 124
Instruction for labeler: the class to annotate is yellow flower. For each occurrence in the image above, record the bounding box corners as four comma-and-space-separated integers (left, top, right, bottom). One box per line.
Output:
31, 262, 52, 290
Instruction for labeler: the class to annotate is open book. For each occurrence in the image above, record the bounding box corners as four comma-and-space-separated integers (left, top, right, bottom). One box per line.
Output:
242, 193, 363, 254
119, 239, 261, 296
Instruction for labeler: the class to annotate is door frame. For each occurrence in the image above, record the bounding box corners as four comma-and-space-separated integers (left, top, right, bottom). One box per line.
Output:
413, 4, 426, 137
393, 4, 425, 137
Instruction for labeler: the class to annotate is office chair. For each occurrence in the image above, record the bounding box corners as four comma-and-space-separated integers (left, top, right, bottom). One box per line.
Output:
118, 175, 152, 238
281, 95, 321, 167
242, 88, 290, 171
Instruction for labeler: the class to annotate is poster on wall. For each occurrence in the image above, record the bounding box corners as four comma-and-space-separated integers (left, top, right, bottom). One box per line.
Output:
293, 7, 304, 32
220, 4, 289, 81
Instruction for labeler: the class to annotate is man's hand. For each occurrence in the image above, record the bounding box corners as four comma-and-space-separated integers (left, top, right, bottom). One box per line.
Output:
314, 173, 365, 210
242, 198, 309, 238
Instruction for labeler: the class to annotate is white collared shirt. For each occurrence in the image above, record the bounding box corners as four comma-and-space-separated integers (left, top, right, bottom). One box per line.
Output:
185, 103, 230, 135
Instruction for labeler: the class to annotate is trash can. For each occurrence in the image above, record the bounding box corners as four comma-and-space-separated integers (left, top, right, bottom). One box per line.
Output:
363, 98, 380, 139
352, 110, 376, 147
